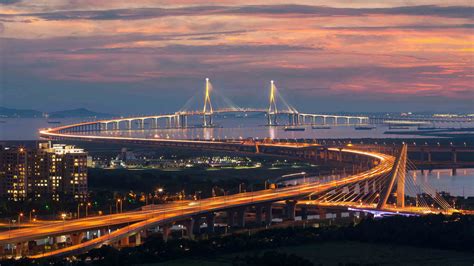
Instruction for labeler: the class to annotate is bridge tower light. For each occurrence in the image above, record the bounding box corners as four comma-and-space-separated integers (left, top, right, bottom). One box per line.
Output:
203, 78, 213, 127
268, 80, 278, 126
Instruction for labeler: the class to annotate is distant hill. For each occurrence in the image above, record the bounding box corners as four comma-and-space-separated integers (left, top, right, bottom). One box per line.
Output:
48, 108, 114, 118
0, 107, 115, 118
0, 107, 44, 118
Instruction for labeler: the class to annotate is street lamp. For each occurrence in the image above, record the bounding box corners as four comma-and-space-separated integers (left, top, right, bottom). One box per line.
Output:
18, 213, 24, 226
29, 209, 36, 222
77, 203, 83, 219
61, 213, 67, 232
116, 199, 122, 213
86, 202, 91, 217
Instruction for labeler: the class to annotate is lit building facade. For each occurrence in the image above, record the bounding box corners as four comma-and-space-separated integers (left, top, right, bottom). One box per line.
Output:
0, 142, 88, 201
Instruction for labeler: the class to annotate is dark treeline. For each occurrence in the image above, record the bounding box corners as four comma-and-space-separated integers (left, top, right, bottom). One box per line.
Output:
2, 214, 473, 266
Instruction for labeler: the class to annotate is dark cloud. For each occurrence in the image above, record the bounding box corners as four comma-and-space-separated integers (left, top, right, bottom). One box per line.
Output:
2, 5, 473, 21
0, 0, 22, 5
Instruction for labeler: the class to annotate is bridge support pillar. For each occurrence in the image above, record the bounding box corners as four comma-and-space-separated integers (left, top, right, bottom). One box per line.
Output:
192, 216, 201, 235
71, 232, 84, 245
183, 219, 194, 239
427, 152, 432, 163
206, 213, 215, 234
15, 242, 28, 258
119, 235, 130, 247
227, 210, 235, 227
264, 203, 273, 225
318, 208, 326, 220
301, 206, 308, 220
285, 200, 297, 221
162, 224, 172, 242
255, 205, 263, 225
452, 150, 457, 163
236, 208, 246, 228
135, 232, 142, 246
324, 148, 329, 164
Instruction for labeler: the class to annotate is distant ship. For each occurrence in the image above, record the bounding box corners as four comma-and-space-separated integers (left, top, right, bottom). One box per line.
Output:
388, 125, 410, 130
284, 126, 305, 131
417, 125, 436, 130
312, 125, 331, 129
354, 125, 376, 130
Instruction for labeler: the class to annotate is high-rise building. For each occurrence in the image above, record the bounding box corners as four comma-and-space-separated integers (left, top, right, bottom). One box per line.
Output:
0, 142, 88, 201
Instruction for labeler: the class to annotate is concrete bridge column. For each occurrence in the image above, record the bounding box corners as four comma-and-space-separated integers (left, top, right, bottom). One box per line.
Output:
301, 206, 308, 220
427, 152, 432, 163
15, 242, 28, 258
206, 213, 215, 233
236, 208, 246, 228
99, 228, 108, 237
135, 232, 142, 246
286, 200, 297, 221
119, 235, 130, 247
318, 208, 326, 220
162, 224, 172, 242
323, 116, 326, 125
175, 115, 180, 128
255, 205, 263, 225
183, 219, 194, 239
192, 216, 201, 235
70, 232, 84, 245
227, 210, 235, 227
452, 149, 457, 163
452, 168, 457, 176
264, 203, 273, 225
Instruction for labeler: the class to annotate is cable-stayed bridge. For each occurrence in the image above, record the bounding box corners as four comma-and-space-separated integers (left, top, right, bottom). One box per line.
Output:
65, 78, 369, 132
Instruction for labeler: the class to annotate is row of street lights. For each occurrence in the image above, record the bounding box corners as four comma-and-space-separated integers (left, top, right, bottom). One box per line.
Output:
77, 202, 92, 218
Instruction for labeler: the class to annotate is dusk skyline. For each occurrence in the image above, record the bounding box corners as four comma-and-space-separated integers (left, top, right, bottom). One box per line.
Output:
1, 1, 473, 114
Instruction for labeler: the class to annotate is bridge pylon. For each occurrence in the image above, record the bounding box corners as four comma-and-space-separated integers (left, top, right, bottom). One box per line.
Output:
203, 78, 213, 127
267, 80, 278, 126
377, 144, 407, 209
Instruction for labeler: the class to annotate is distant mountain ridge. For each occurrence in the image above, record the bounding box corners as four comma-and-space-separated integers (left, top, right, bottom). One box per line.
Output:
48, 108, 114, 118
0, 107, 115, 118
0, 107, 44, 118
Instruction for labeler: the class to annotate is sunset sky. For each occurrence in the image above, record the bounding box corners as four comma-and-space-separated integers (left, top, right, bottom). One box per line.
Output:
1, 1, 473, 114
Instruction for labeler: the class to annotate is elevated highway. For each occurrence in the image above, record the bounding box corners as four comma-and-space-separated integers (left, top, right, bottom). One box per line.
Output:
1, 146, 394, 258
